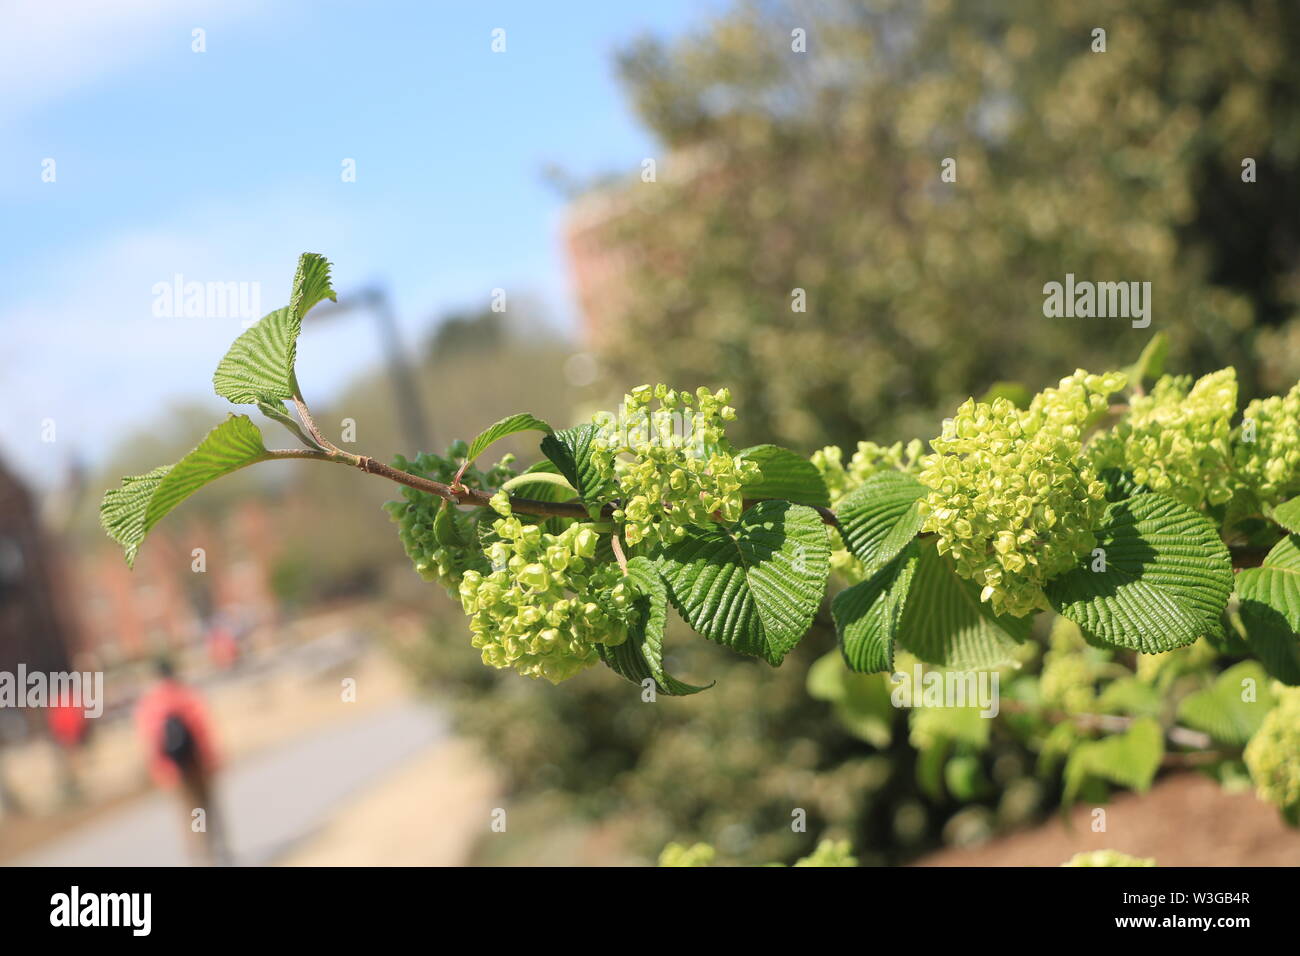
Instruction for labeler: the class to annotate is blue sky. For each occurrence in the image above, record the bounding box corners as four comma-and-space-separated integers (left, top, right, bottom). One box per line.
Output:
0, 0, 715, 490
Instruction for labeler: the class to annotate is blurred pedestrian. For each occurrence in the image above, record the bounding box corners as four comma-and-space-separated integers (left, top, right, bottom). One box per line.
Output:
134, 657, 231, 865
47, 686, 89, 803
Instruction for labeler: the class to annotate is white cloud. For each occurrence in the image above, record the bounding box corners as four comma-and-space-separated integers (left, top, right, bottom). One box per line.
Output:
0, 0, 269, 128
0, 186, 375, 492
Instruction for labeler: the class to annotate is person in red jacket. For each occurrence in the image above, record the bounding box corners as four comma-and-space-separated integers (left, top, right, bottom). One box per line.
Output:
47, 688, 90, 803
134, 657, 230, 865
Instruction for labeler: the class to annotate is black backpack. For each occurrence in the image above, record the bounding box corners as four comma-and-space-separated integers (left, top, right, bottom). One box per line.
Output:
161, 713, 198, 770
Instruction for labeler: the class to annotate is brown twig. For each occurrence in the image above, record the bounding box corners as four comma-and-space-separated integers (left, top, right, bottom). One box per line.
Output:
998, 698, 1214, 752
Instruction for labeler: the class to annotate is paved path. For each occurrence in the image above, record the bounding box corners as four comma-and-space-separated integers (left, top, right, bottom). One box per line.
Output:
17, 702, 446, 866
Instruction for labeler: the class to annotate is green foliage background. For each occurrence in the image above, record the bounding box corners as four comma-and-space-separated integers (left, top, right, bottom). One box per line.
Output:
601, 0, 1300, 452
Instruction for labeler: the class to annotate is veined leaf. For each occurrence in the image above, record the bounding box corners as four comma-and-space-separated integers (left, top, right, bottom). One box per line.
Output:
1176, 661, 1276, 746
1272, 498, 1300, 535
433, 499, 474, 551
100, 465, 173, 568
1063, 717, 1163, 804
500, 470, 575, 496
1237, 534, 1300, 685
212, 253, 336, 405
212, 307, 301, 404
831, 542, 918, 673
1068, 721, 1165, 800
656, 500, 831, 665
1047, 494, 1233, 654
835, 470, 927, 574
145, 415, 270, 528
540, 424, 608, 502
895, 539, 1031, 669
1236, 535, 1300, 631
465, 413, 552, 466
599, 556, 711, 695
289, 252, 336, 319
499, 459, 574, 508
737, 444, 830, 508
102, 415, 270, 566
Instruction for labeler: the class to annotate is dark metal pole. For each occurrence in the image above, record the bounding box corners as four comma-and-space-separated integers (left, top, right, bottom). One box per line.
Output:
311, 287, 433, 453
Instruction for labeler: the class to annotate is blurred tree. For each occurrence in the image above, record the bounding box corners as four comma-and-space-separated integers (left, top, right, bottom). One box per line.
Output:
596, 0, 1299, 451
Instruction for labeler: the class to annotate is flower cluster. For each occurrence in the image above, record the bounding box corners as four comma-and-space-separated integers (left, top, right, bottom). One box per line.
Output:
792, 840, 858, 867
919, 371, 1124, 617
1244, 687, 1300, 814
457, 495, 634, 683
812, 439, 927, 508
658, 842, 716, 867
591, 385, 760, 547
383, 444, 516, 597
1087, 369, 1237, 509
1061, 850, 1156, 867
1234, 380, 1300, 504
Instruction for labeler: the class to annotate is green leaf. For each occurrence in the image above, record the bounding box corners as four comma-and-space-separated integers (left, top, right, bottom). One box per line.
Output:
497, 459, 574, 507
144, 415, 270, 527
433, 499, 474, 551
895, 539, 1031, 669
1046, 494, 1233, 654
977, 381, 1032, 409
834, 471, 927, 574
212, 307, 301, 404
1176, 661, 1276, 746
1236, 534, 1300, 685
1063, 717, 1164, 804
500, 470, 576, 496
1236, 535, 1300, 631
910, 704, 992, 750
806, 651, 894, 748
1095, 677, 1163, 719
211, 254, 336, 406
831, 542, 918, 673
101, 415, 270, 566
541, 424, 610, 503
289, 252, 337, 319
1123, 331, 1169, 388
100, 465, 173, 568
464, 413, 552, 466
1097, 467, 1148, 503
1272, 498, 1300, 535
256, 399, 321, 450
737, 444, 830, 508
656, 500, 831, 665
599, 557, 711, 695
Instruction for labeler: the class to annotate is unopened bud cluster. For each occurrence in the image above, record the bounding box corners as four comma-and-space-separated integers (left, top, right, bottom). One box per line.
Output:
591, 385, 759, 547
384, 445, 516, 597
919, 371, 1123, 617
458, 495, 634, 683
